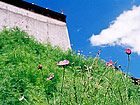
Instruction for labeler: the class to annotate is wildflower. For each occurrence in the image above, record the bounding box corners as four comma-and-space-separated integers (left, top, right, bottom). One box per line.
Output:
106, 60, 114, 66
65, 81, 71, 88
57, 60, 70, 66
89, 52, 92, 54
24, 36, 28, 38
72, 62, 75, 65
78, 50, 80, 52
38, 64, 42, 70
77, 53, 80, 55
6, 26, 10, 29
97, 85, 103, 88
125, 48, 131, 55
89, 66, 92, 69
89, 76, 93, 80
12, 29, 15, 31
71, 54, 73, 56
118, 65, 121, 68
114, 62, 117, 65
113, 66, 119, 70
19, 96, 24, 101
46, 75, 54, 80
125, 48, 131, 76
61, 10, 64, 14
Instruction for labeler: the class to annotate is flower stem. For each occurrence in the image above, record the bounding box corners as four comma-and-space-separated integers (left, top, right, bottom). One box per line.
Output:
61, 66, 65, 93
24, 98, 30, 105
41, 70, 45, 88
127, 55, 130, 76
118, 86, 124, 105
73, 68, 78, 103
53, 86, 56, 105
41, 70, 49, 104
60, 66, 65, 104
92, 66, 109, 97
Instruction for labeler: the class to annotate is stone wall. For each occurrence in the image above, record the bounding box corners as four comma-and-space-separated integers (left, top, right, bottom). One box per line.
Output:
0, 1, 71, 50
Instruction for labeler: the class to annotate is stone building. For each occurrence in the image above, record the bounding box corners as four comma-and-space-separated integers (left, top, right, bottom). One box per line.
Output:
0, 0, 71, 50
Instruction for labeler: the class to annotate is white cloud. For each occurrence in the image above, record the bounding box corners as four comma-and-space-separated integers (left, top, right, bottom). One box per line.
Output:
90, 6, 140, 55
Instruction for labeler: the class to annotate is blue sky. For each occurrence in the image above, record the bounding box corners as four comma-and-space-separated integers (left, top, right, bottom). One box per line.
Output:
23, 0, 140, 78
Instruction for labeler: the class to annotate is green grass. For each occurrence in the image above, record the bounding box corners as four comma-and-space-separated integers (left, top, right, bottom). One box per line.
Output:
0, 27, 140, 105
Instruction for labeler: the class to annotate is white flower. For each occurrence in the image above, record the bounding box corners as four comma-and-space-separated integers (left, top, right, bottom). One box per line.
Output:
6, 26, 10, 29
19, 96, 24, 101
77, 53, 80, 55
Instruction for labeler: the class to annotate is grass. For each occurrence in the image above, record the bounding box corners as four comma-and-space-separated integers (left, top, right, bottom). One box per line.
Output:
0, 27, 140, 105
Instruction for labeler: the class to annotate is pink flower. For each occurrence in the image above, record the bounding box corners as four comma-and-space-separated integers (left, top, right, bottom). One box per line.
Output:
46, 75, 54, 80
89, 76, 93, 80
125, 48, 131, 55
50, 75, 54, 78
12, 29, 15, 31
78, 50, 80, 52
89, 66, 92, 69
57, 60, 70, 66
89, 52, 92, 54
106, 60, 114, 66
65, 81, 71, 88
24, 36, 28, 38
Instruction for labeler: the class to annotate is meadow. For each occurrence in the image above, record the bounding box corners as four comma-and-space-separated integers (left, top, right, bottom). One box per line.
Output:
0, 27, 140, 105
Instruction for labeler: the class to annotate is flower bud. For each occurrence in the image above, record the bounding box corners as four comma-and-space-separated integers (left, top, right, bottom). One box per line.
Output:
125, 49, 131, 55
38, 64, 42, 70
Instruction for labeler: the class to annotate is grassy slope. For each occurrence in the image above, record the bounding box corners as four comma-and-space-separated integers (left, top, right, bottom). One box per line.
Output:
0, 27, 140, 105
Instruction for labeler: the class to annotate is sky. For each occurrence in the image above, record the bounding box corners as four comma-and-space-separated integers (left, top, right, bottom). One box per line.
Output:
23, 0, 140, 78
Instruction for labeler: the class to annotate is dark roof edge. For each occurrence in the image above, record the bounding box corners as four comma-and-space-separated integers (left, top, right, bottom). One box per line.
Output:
0, 0, 66, 22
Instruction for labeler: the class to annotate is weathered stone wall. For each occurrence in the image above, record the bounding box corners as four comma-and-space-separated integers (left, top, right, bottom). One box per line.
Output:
0, 1, 71, 50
